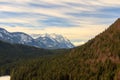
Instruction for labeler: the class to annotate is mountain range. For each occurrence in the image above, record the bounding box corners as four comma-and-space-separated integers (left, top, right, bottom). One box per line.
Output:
0, 37, 69, 76
1, 18, 120, 80
0, 28, 74, 49
10, 18, 120, 80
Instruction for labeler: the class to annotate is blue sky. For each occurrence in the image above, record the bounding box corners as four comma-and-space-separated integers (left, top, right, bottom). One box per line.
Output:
0, 0, 120, 46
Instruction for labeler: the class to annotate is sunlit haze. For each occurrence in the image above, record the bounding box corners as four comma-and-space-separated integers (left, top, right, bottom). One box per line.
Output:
0, 0, 119, 46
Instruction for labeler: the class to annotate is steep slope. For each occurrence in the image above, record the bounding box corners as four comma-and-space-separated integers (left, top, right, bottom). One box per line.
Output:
0, 28, 12, 42
0, 28, 36, 46
11, 18, 120, 80
35, 34, 74, 49
11, 32, 37, 46
0, 28, 74, 49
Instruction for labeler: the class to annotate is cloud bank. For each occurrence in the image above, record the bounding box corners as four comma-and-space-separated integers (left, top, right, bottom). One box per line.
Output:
0, 0, 119, 46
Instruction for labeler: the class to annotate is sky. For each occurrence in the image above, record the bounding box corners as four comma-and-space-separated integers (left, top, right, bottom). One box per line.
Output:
0, 0, 120, 46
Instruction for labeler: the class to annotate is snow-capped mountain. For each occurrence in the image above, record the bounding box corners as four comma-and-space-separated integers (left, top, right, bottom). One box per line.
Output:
0, 28, 14, 43
0, 27, 74, 49
11, 32, 37, 46
35, 33, 74, 49
0, 28, 36, 46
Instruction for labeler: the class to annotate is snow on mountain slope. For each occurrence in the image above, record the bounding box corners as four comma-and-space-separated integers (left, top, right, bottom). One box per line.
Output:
0, 28, 74, 49
11, 32, 35, 44
0, 28, 36, 46
35, 33, 74, 49
0, 28, 13, 42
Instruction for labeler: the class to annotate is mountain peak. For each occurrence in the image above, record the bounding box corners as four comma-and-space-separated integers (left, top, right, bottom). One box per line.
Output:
0, 27, 8, 33
0, 27, 6, 31
39, 33, 63, 38
0, 28, 74, 49
36, 33, 74, 49
110, 18, 120, 29
114, 18, 120, 24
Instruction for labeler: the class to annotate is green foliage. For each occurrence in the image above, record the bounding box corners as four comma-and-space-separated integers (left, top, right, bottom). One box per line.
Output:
3, 19, 120, 80
0, 40, 68, 76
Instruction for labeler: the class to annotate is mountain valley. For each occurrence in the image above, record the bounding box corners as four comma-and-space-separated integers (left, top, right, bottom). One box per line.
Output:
8, 19, 120, 80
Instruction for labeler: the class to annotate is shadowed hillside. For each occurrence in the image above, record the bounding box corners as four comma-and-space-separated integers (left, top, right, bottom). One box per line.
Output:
0, 40, 69, 76
10, 18, 120, 80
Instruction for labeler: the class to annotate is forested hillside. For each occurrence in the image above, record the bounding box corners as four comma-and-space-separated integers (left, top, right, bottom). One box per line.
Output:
11, 19, 120, 80
0, 40, 69, 76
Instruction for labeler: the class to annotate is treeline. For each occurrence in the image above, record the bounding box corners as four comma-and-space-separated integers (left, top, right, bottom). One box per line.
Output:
10, 50, 119, 80
0, 40, 69, 76
10, 19, 120, 80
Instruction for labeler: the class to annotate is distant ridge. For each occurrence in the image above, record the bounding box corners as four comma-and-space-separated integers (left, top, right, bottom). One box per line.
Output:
0, 27, 74, 49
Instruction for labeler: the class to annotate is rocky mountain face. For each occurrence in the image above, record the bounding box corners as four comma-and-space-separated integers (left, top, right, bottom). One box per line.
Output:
34, 33, 74, 49
0, 28, 74, 49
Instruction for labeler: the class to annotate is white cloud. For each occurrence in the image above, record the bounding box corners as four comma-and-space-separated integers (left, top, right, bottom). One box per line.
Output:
73, 41, 85, 46
0, 18, 30, 23
99, 0, 120, 5
0, 0, 119, 46
1, 24, 107, 46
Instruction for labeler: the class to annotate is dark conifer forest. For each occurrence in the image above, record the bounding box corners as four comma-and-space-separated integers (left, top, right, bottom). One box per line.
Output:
1, 19, 120, 80
0, 40, 69, 76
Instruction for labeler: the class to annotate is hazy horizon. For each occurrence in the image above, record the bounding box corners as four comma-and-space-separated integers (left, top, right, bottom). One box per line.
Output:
0, 0, 119, 45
